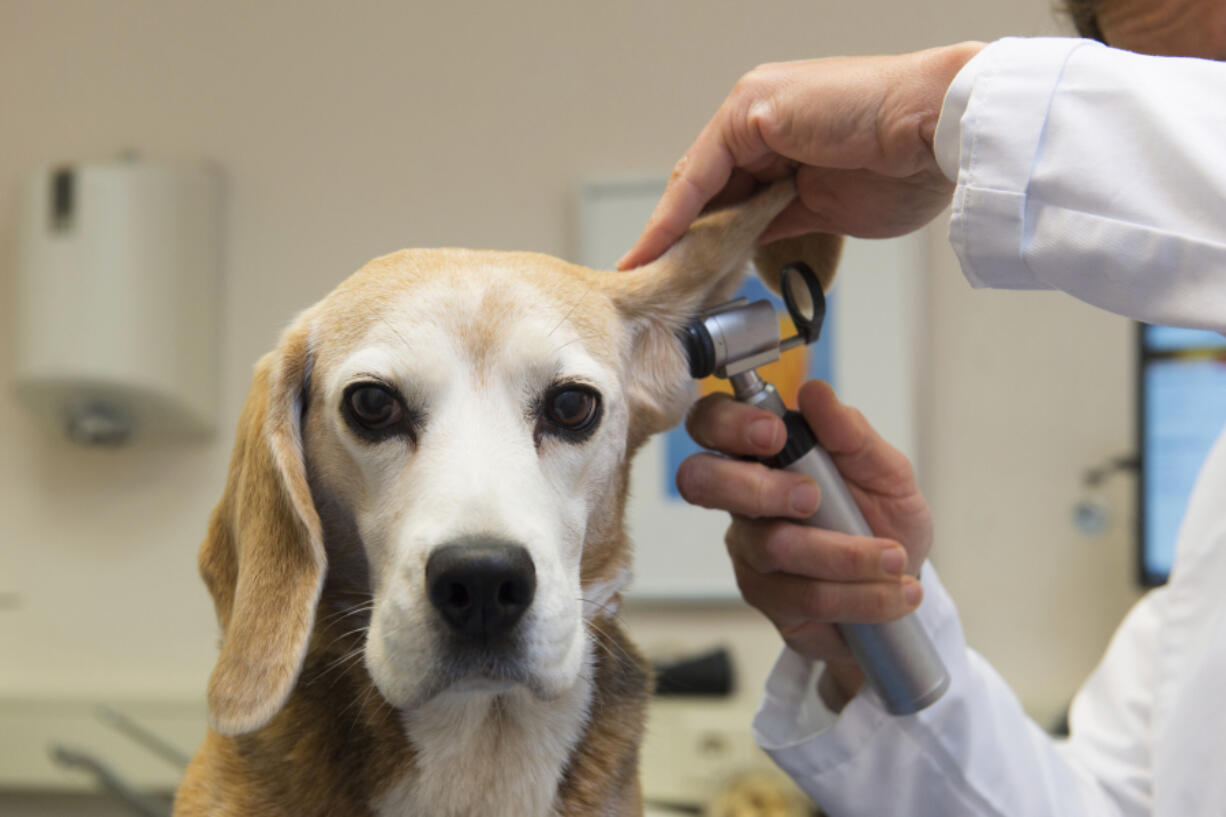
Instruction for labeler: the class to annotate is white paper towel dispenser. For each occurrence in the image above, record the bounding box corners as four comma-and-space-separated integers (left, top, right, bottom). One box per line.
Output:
11, 157, 222, 444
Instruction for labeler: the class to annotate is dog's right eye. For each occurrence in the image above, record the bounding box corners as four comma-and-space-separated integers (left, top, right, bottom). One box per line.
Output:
342, 383, 409, 440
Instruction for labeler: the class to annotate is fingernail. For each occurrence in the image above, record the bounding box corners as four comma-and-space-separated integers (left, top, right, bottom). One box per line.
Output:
789, 483, 820, 515
881, 548, 906, 575
904, 579, 923, 606
748, 418, 778, 450
615, 252, 631, 270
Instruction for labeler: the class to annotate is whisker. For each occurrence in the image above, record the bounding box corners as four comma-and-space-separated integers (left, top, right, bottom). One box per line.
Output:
583, 615, 639, 670
317, 602, 375, 627
578, 596, 617, 617
316, 622, 374, 656
309, 643, 369, 690
377, 313, 417, 353
547, 287, 592, 339
550, 332, 603, 357
339, 675, 382, 725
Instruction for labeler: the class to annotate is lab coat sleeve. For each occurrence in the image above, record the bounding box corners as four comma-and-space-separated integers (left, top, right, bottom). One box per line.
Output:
754, 566, 1155, 817
932, 37, 1226, 332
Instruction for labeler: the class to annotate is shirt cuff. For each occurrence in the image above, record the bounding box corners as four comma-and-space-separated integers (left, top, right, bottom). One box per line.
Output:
937, 37, 1098, 291
933, 47, 984, 183
752, 565, 963, 774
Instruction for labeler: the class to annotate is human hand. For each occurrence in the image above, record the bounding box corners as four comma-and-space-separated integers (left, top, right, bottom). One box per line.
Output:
618, 43, 984, 270
675, 381, 933, 705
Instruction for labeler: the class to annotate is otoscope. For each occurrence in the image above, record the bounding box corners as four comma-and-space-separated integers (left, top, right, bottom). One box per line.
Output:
680, 263, 950, 715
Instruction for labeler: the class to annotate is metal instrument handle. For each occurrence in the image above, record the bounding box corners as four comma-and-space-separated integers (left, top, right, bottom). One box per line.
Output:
783, 443, 949, 714
731, 373, 949, 714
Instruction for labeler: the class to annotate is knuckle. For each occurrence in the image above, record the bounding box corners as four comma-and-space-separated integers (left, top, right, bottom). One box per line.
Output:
859, 587, 883, 620
732, 68, 761, 96
751, 470, 780, 518
731, 64, 781, 115
892, 453, 918, 485
868, 585, 898, 619
833, 542, 864, 578
756, 524, 792, 572
724, 521, 745, 554
669, 154, 690, 181
741, 62, 780, 87
802, 583, 838, 621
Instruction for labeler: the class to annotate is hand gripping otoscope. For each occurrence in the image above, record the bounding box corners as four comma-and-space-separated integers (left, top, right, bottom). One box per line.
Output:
680, 263, 950, 715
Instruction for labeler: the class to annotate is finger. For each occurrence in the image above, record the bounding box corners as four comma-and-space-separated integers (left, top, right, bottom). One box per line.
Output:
796, 381, 917, 496
794, 164, 954, 238
616, 123, 738, 270
726, 518, 908, 581
676, 453, 820, 519
686, 393, 785, 457
619, 84, 790, 270
704, 168, 760, 212
757, 197, 831, 246
776, 618, 856, 664
732, 554, 922, 624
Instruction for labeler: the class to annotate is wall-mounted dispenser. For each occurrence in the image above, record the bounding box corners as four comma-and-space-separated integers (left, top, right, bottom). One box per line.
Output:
11, 157, 222, 445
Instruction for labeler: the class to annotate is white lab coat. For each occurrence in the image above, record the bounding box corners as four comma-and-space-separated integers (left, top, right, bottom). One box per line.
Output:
753, 38, 1226, 816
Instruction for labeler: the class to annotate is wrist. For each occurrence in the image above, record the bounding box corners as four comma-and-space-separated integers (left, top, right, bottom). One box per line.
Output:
916, 41, 987, 150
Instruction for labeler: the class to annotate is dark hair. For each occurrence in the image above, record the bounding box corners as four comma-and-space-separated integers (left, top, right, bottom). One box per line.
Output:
1061, 0, 1108, 42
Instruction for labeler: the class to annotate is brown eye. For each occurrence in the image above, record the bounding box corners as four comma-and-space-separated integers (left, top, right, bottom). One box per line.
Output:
344, 383, 405, 434
543, 385, 601, 435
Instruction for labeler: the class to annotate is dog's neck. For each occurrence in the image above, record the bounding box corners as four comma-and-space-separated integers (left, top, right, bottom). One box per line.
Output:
376, 659, 595, 817
191, 609, 648, 817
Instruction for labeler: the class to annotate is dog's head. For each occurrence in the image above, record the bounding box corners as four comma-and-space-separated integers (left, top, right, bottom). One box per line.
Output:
197, 182, 841, 736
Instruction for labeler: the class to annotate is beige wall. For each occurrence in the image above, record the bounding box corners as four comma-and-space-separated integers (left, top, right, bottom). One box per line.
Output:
0, 0, 1133, 747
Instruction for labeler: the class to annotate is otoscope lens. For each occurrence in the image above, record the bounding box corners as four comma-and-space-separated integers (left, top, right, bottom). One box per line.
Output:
784, 267, 816, 322
780, 262, 826, 345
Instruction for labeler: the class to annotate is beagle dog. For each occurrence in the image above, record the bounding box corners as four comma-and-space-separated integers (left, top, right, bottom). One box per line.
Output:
174, 182, 840, 817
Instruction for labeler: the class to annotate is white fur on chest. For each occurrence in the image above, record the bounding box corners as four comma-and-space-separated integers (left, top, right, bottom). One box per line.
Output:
375, 665, 594, 817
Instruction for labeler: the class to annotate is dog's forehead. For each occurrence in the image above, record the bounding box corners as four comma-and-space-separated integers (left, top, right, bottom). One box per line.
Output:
309, 248, 623, 381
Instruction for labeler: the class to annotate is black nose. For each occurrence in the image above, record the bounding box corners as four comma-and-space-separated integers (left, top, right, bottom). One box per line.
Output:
426, 540, 536, 638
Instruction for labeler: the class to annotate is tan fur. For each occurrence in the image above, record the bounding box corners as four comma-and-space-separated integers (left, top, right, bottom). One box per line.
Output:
176, 180, 842, 816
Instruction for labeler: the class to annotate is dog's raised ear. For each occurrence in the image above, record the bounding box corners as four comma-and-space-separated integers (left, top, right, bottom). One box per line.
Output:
198, 323, 325, 736
752, 232, 842, 297
606, 181, 842, 442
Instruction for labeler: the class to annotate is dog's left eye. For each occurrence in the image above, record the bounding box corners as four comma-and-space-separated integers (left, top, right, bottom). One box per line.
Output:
542, 385, 601, 437
343, 382, 408, 439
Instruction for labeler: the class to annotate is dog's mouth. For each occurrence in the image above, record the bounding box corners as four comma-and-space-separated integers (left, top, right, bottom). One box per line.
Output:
414, 638, 545, 701
441, 637, 530, 682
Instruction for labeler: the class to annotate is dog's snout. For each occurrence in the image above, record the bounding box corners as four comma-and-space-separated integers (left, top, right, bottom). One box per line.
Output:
426, 540, 536, 638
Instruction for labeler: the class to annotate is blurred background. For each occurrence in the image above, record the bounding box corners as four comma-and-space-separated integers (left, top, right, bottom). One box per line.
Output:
0, 1, 1160, 814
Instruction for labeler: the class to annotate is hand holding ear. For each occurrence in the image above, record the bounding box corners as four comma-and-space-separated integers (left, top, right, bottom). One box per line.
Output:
617, 43, 984, 270
675, 381, 933, 706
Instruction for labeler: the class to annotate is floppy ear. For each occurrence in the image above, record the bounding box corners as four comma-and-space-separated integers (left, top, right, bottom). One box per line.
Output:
197, 324, 324, 736
752, 232, 843, 297
608, 181, 842, 442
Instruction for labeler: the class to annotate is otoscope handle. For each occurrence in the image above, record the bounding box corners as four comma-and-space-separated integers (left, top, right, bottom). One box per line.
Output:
767, 411, 950, 715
